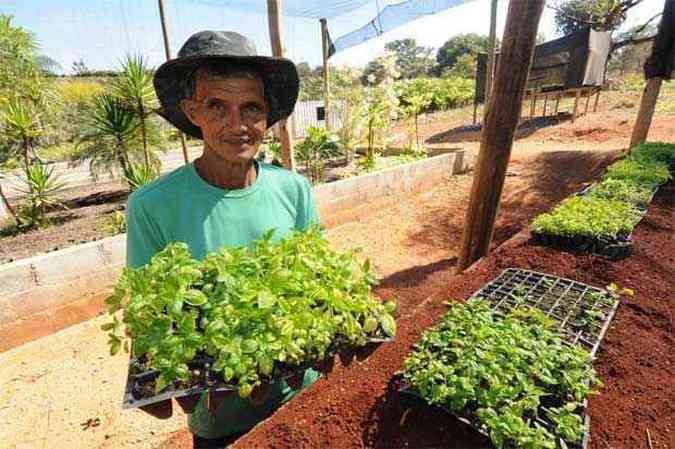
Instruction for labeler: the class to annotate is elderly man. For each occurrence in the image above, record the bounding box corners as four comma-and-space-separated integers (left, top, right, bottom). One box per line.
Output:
127, 31, 320, 448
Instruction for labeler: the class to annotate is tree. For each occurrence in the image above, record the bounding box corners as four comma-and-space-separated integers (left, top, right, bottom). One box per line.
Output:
71, 59, 89, 76
550, 0, 644, 35
112, 54, 157, 168
34, 55, 62, 76
608, 23, 657, 75
442, 53, 477, 79
436, 34, 494, 73
384, 38, 433, 79
75, 93, 141, 180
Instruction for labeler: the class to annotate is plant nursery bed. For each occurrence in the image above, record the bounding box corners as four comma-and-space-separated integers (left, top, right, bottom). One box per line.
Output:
226, 182, 673, 449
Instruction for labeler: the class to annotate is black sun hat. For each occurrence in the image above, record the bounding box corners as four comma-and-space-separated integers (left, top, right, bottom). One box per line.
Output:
153, 31, 299, 139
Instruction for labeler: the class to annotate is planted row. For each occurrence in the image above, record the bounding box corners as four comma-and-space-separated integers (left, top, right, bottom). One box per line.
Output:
532, 142, 673, 243
103, 226, 396, 399
402, 299, 600, 449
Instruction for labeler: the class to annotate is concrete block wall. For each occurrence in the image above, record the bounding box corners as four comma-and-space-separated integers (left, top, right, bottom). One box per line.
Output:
0, 151, 471, 351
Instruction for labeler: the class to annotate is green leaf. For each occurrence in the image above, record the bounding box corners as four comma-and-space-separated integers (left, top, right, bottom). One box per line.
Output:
380, 315, 396, 337
183, 289, 208, 306
257, 290, 276, 309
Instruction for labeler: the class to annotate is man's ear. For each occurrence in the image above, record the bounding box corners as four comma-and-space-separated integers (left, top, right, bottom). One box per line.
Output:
180, 98, 200, 127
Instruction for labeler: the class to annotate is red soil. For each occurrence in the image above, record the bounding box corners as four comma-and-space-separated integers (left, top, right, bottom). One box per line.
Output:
229, 183, 674, 449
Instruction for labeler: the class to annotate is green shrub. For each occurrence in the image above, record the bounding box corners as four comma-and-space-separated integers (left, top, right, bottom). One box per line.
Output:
629, 141, 675, 167
532, 196, 642, 239
395, 77, 474, 112
588, 179, 654, 207
98, 210, 127, 235
403, 299, 600, 449
16, 163, 67, 229
604, 158, 671, 186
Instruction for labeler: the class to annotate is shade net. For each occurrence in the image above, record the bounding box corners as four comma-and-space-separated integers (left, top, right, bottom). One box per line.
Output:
186, 0, 372, 18
329, 0, 475, 56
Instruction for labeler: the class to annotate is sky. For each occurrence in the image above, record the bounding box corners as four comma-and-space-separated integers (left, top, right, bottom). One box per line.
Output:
0, 0, 665, 74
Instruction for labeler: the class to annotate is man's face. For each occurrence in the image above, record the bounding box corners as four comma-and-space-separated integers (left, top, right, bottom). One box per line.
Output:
181, 70, 267, 164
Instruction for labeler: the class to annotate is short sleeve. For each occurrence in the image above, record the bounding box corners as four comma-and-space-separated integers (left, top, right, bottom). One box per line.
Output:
295, 177, 321, 231
126, 195, 165, 268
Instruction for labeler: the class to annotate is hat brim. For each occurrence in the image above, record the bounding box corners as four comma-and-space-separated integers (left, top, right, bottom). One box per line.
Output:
153, 54, 299, 139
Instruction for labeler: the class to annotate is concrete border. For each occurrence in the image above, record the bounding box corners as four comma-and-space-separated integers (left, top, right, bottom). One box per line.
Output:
0, 151, 472, 352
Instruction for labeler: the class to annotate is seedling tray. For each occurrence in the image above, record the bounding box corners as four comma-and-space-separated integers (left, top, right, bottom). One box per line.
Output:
398, 387, 591, 449
470, 268, 619, 357
122, 335, 392, 409
532, 183, 658, 260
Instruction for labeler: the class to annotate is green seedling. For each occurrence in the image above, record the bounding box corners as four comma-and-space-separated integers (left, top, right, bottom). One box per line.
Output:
103, 226, 396, 397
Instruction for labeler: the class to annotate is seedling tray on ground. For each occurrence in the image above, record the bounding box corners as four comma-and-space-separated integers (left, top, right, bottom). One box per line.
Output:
470, 268, 619, 357
398, 387, 591, 449
399, 268, 619, 449
122, 335, 392, 410
532, 183, 659, 260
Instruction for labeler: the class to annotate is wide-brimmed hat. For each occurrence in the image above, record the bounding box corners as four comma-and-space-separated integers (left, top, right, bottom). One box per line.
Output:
153, 31, 299, 139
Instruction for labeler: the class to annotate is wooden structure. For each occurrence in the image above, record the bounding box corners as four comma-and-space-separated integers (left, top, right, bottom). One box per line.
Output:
157, 0, 190, 165
630, 0, 674, 149
267, 0, 296, 170
320, 18, 331, 131
523, 85, 601, 122
458, 0, 545, 271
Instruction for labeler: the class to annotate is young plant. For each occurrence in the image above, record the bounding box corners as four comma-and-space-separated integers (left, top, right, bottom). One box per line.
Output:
603, 158, 671, 187
532, 196, 642, 239
402, 299, 600, 449
588, 178, 654, 207
15, 163, 66, 229
98, 210, 127, 235
123, 162, 159, 191
295, 126, 339, 184
103, 226, 396, 397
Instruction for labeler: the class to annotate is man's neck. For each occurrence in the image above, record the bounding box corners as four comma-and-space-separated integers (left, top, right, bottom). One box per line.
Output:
194, 148, 257, 190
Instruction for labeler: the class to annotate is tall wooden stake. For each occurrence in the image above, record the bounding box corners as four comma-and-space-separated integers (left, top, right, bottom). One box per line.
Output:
457, 0, 545, 272
158, 0, 190, 165
484, 0, 498, 115
320, 18, 331, 131
267, 0, 295, 170
630, 77, 663, 148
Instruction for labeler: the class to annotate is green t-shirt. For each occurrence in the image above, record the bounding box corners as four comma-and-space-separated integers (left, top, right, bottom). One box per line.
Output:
126, 161, 321, 439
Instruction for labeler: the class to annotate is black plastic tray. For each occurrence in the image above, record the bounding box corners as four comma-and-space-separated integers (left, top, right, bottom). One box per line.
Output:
470, 268, 619, 357
122, 335, 392, 409
532, 183, 658, 260
398, 386, 591, 449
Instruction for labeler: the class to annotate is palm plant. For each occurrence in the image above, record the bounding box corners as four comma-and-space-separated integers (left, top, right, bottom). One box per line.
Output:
16, 163, 66, 229
76, 93, 141, 179
124, 162, 159, 191
111, 54, 156, 168
1, 98, 42, 171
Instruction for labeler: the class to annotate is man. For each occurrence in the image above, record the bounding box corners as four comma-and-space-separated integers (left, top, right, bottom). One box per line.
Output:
127, 31, 320, 448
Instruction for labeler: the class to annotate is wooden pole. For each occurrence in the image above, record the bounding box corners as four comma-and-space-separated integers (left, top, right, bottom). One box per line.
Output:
157, 0, 190, 165
543, 94, 548, 116
584, 87, 591, 115
320, 18, 331, 131
593, 88, 601, 112
630, 77, 663, 148
457, 0, 545, 272
267, 0, 296, 170
554, 93, 560, 115
530, 94, 536, 117
572, 89, 581, 122
484, 0, 498, 116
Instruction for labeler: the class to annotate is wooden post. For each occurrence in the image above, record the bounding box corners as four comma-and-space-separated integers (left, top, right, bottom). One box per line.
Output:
158, 0, 190, 165
554, 93, 560, 115
529, 94, 536, 117
593, 88, 601, 112
320, 18, 331, 131
457, 0, 545, 272
484, 0, 498, 113
267, 0, 295, 170
630, 77, 663, 148
584, 87, 591, 115
543, 94, 548, 116
572, 89, 581, 122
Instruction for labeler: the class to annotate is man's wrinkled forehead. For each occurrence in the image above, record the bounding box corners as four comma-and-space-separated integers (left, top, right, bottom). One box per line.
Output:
193, 65, 265, 100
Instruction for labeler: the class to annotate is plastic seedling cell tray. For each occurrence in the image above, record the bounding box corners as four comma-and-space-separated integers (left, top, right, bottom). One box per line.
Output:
122, 336, 392, 410
470, 268, 619, 357
399, 269, 619, 449
398, 388, 592, 449
532, 183, 659, 261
